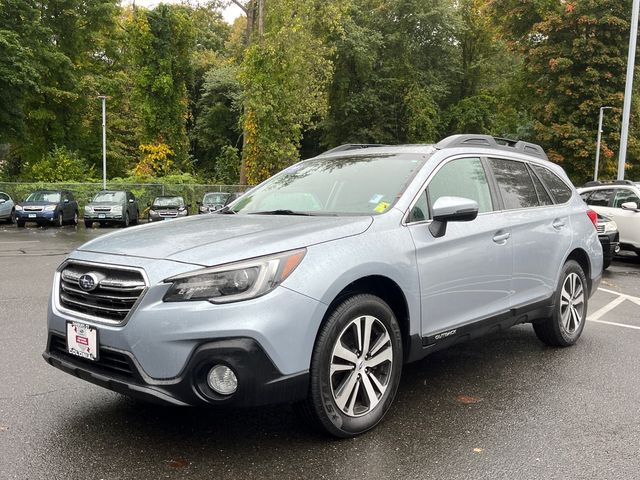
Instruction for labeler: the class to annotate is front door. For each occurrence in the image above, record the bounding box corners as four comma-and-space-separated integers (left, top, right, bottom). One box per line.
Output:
407, 157, 513, 338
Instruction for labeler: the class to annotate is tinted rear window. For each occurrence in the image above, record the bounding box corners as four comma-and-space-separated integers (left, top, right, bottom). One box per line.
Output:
531, 165, 572, 203
489, 158, 539, 209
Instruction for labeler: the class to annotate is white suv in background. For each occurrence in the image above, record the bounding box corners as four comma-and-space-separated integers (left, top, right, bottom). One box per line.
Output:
579, 181, 640, 255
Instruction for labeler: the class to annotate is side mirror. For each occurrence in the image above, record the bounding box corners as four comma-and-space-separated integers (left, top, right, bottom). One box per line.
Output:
64, 199, 70, 204
196, 201, 202, 205
129, 198, 134, 203
0, 199, 5, 204
429, 196, 479, 238
621, 201, 639, 212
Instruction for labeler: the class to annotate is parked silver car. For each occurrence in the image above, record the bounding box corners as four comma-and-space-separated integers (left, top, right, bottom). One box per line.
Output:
0, 191, 15, 223
43, 135, 602, 437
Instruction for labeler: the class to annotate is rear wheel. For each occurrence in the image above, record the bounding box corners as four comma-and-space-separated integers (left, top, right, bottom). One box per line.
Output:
533, 260, 587, 347
9, 209, 15, 224
297, 294, 403, 437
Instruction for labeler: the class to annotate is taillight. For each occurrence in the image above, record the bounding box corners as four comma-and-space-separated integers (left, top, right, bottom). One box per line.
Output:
587, 209, 598, 229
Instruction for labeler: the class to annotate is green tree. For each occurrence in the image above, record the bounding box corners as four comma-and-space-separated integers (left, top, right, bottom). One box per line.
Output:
129, 4, 195, 166
24, 145, 95, 182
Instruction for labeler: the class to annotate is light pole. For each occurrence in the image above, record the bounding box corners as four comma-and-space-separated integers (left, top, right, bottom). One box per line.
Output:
617, 0, 640, 180
594, 106, 612, 182
98, 95, 107, 190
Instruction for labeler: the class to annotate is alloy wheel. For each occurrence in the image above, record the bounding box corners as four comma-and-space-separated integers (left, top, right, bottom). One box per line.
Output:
330, 315, 393, 417
560, 272, 584, 334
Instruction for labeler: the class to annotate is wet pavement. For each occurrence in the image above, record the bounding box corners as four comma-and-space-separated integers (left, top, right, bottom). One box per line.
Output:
1, 223, 639, 479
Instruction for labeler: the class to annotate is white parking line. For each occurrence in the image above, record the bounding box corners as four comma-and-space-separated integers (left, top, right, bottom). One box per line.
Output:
0, 241, 40, 244
586, 288, 640, 331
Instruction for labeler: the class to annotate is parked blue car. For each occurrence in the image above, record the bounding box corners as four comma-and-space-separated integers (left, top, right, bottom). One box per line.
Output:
15, 190, 79, 227
0, 191, 16, 223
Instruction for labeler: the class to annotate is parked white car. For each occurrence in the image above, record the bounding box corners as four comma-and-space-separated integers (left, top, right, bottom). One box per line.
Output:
578, 181, 640, 255
0, 191, 16, 223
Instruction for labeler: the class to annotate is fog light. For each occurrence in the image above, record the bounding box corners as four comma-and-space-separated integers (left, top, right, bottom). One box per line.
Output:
207, 365, 237, 395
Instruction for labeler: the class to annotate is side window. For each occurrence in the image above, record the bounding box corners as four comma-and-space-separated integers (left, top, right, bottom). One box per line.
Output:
583, 189, 614, 207
409, 191, 428, 223
579, 191, 592, 202
0, 193, 9, 201
530, 165, 573, 203
528, 165, 553, 205
489, 158, 540, 209
613, 188, 640, 208
427, 157, 493, 215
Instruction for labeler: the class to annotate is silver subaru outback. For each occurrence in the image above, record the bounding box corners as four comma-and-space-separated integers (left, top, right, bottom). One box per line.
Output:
44, 135, 602, 437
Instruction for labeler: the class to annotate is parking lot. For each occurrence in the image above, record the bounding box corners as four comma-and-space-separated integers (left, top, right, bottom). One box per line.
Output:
1, 222, 639, 480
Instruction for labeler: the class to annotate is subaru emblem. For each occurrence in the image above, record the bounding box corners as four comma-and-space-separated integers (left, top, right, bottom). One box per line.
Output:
78, 273, 99, 292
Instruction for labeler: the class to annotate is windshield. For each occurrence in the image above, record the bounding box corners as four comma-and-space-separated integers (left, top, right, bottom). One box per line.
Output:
92, 191, 125, 203
203, 193, 229, 204
26, 191, 60, 203
153, 196, 184, 207
231, 154, 428, 215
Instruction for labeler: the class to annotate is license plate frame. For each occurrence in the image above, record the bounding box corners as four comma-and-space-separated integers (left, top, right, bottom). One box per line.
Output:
66, 321, 99, 361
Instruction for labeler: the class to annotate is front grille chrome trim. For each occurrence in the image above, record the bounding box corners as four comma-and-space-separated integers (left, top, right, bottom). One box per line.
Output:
54, 260, 150, 326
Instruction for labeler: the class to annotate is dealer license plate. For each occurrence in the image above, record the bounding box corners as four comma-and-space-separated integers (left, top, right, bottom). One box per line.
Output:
28, 214, 36, 218
67, 322, 99, 361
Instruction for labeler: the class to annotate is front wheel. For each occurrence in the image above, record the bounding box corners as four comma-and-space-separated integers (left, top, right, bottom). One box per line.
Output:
72, 211, 78, 226
533, 260, 588, 347
298, 294, 403, 437
122, 212, 130, 228
56, 212, 63, 227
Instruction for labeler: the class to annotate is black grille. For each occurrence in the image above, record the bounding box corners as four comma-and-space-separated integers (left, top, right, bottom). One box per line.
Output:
59, 262, 146, 323
49, 334, 139, 381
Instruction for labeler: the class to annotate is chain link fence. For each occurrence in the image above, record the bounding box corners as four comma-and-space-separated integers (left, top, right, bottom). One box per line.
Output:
0, 182, 248, 216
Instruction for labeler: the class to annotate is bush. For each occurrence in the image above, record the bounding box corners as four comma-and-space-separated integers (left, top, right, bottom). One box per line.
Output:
23, 146, 96, 183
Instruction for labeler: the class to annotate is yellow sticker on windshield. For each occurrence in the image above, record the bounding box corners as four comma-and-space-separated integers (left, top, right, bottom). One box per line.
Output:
374, 201, 390, 213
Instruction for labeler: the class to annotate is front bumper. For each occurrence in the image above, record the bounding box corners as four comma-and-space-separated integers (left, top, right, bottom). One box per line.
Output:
16, 211, 58, 222
43, 334, 308, 406
85, 213, 123, 221
46, 254, 327, 406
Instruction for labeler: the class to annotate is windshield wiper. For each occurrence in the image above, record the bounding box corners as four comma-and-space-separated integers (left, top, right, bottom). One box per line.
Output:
217, 206, 236, 214
249, 209, 312, 216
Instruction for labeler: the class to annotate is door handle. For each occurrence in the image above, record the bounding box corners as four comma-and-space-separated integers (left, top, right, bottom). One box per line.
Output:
493, 232, 511, 243
552, 219, 566, 229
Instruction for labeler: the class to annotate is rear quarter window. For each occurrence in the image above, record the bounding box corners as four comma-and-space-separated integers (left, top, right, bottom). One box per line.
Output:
531, 165, 573, 204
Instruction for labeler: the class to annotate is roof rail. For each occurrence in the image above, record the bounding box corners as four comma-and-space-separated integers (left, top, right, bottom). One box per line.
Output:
584, 179, 635, 187
320, 144, 387, 156
435, 134, 548, 160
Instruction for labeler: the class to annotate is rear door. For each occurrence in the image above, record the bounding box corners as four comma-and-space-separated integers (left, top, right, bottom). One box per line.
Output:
490, 158, 573, 308
407, 156, 513, 338
610, 188, 640, 247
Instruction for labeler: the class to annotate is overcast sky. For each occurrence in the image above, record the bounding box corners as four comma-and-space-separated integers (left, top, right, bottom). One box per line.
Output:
121, 1, 244, 24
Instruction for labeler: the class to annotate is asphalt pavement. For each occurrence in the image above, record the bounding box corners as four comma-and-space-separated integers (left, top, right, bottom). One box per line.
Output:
1, 222, 639, 480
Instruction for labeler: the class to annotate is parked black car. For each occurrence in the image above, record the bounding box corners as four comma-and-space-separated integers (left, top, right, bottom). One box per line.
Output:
15, 190, 78, 228
84, 190, 139, 228
197, 192, 239, 214
148, 196, 189, 222
597, 213, 620, 269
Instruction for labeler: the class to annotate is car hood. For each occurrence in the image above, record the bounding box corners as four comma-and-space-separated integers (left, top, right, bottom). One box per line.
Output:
87, 202, 122, 208
77, 214, 373, 266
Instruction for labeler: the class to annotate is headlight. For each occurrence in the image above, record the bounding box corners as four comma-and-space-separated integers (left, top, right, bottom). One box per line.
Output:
15, 205, 22, 211
604, 220, 618, 234
112, 206, 123, 214
84, 206, 92, 213
163, 248, 306, 304
44, 205, 56, 211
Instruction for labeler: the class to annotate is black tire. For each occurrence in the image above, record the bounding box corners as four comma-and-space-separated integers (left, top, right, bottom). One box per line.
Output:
297, 294, 403, 438
533, 260, 588, 347
131, 210, 139, 225
122, 212, 130, 228
603, 256, 612, 270
72, 211, 78, 226
84, 220, 93, 228
16, 219, 25, 228
56, 212, 63, 227
9, 209, 15, 224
